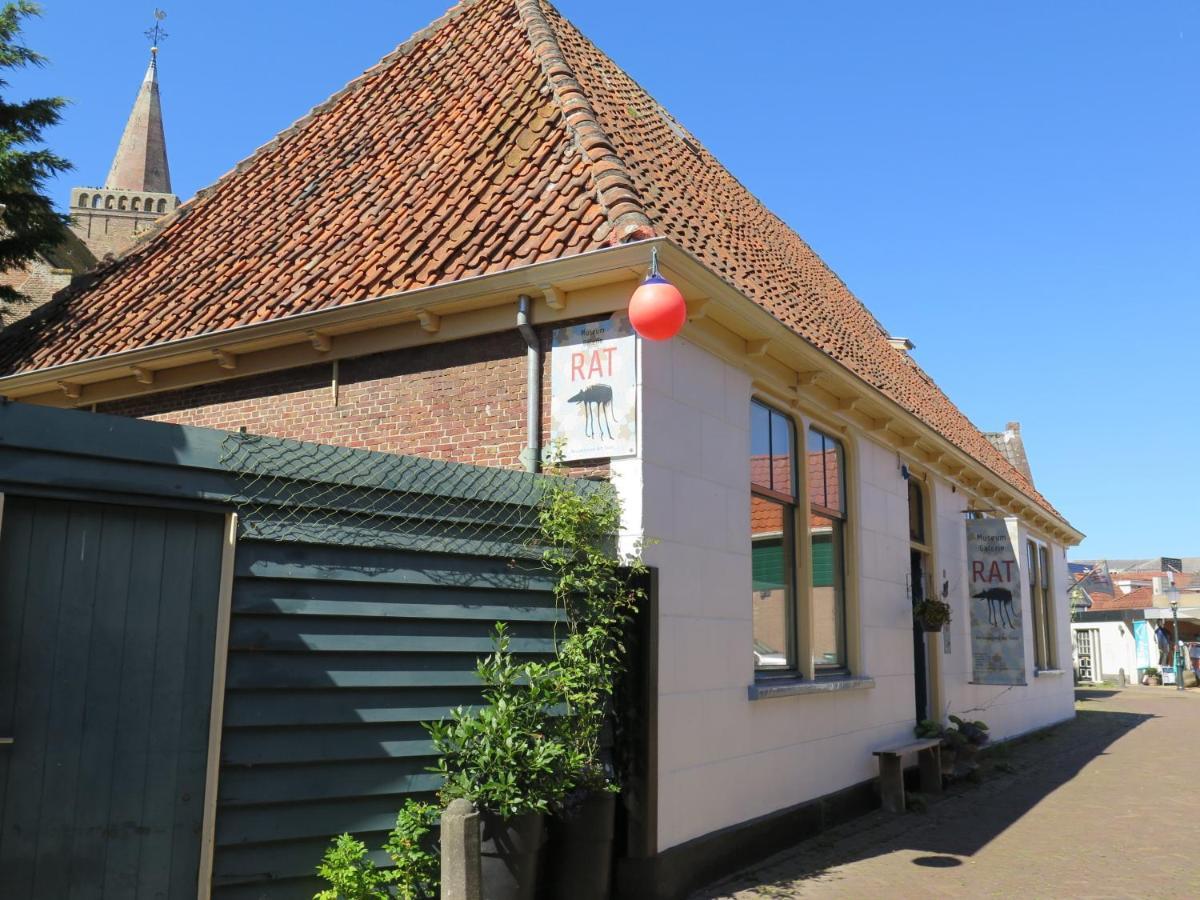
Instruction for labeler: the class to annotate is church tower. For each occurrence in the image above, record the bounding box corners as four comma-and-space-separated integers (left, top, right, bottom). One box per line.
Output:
68, 18, 180, 259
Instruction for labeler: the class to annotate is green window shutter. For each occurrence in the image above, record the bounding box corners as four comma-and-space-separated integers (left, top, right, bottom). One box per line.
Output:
811, 533, 833, 587
752, 539, 784, 592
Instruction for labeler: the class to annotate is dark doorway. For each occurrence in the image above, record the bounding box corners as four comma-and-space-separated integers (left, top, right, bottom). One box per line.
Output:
911, 548, 929, 723
0, 496, 224, 899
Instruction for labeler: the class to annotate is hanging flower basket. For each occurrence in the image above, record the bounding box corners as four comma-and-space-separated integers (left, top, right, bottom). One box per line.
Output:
913, 598, 952, 633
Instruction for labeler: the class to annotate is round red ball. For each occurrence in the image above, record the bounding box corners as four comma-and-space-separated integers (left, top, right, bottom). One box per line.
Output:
628, 275, 686, 341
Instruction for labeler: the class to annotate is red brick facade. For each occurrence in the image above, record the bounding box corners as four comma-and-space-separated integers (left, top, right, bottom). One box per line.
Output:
98, 326, 606, 474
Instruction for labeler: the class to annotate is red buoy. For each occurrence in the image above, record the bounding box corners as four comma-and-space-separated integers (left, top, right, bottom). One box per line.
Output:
628, 250, 686, 341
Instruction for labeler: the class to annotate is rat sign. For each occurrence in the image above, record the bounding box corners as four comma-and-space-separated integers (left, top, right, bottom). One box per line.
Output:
965, 518, 1027, 685
550, 315, 637, 461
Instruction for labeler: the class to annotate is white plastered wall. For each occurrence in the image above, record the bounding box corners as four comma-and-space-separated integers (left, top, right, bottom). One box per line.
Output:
930, 480, 1075, 741
614, 335, 1076, 854
1071, 619, 1138, 683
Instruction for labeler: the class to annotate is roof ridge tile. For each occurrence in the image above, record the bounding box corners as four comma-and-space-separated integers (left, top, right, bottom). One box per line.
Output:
514, 0, 653, 243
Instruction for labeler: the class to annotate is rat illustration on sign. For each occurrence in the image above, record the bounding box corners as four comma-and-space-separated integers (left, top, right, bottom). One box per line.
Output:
972, 587, 1017, 629
568, 384, 615, 440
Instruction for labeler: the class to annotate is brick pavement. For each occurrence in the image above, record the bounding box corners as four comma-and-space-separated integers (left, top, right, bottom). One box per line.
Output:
694, 686, 1200, 899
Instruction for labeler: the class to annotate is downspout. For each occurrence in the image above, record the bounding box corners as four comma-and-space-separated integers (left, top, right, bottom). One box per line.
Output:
517, 295, 541, 473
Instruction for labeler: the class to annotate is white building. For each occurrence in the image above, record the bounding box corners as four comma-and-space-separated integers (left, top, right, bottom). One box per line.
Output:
0, 2, 1084, 896
610, 330, 1078, 881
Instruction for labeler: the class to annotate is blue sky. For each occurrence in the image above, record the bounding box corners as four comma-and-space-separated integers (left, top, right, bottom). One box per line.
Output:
11, 1, 1198, 559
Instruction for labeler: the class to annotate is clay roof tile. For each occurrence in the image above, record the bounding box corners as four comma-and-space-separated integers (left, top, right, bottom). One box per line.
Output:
0, 0, 1068, 525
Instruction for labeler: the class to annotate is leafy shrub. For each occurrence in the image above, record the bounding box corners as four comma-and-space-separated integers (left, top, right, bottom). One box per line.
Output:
426, 623, 584, 818
314, 800, 439, 900
948, 715, 990, 746
537, 481, 645, 794
315, 834, 390, 900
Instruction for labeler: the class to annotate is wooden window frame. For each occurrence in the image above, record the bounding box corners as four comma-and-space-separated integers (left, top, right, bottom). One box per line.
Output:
750, 399, 800, 676
808, 427, 849, 676
1026, 537, 1055, 671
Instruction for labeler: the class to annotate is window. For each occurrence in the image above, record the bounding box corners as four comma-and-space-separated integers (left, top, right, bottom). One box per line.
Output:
908, 478, 926, 545
1027, 539, 1055, 669
808, 428, 847, 672
750, 400, 797, 672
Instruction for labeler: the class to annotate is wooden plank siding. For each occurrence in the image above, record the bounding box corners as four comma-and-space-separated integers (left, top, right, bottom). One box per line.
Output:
211, 538, 563, 897
0, 402, 585, 897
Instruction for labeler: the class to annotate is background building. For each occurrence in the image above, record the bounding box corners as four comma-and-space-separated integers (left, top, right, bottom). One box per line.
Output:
67, 47, 179, 261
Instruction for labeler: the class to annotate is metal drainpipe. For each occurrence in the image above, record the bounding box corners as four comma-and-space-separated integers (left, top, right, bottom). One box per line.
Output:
517, 295, 541, 473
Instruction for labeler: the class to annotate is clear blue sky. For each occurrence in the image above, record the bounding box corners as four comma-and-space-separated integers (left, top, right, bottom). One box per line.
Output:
12, 1, 1199, 559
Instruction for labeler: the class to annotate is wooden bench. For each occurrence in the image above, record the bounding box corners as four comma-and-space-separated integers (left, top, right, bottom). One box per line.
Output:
872, 738, 942, 813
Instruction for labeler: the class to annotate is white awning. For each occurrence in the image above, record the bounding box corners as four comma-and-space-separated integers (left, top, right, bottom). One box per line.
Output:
1142, 606, 1200, 621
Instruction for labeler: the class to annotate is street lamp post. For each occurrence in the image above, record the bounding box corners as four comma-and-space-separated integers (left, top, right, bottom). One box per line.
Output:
1169, 594, 1183, 692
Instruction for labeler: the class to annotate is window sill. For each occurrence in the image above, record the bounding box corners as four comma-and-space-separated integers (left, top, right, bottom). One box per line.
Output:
748, 674, 875, 701
1034, 668, 1066, 677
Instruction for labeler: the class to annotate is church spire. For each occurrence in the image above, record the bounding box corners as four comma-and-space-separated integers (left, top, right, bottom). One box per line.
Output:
105, 11, 171, 193
68, 10, 179, 259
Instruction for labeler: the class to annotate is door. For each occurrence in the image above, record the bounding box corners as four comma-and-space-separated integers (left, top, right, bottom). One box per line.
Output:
911, 549, 930, 722
0, 496, 225, 899
1074, 628, 1098, 682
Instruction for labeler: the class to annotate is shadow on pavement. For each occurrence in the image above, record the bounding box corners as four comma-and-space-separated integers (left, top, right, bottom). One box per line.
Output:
694, 700, 1154, 898
1075, 688, 1121, 701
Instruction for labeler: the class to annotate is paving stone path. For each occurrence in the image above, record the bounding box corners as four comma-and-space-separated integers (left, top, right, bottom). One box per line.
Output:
694, 686, 1199, 899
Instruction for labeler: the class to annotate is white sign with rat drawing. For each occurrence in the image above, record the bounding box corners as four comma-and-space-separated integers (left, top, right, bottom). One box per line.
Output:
965, 518, 1027, 686
549, 315, 637, 461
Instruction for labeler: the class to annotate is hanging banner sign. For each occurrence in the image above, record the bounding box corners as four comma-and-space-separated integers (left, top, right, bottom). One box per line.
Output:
966, 518, 1027, 685
1134, 619, 1150, 668
549, 315, 637, 461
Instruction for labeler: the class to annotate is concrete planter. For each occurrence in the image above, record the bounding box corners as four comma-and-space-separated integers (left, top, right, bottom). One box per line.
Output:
542, 792, 616, 900
479, 810, 544, 900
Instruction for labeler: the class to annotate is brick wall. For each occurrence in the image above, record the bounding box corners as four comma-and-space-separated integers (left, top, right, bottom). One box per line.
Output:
69, 209, 164, 260
0, 259, 73, 329
99, 326, 608, 474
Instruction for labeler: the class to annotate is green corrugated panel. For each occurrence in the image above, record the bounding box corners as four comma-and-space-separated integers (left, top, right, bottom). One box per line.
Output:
812, 534, 834, 587
752, 539, 784, 592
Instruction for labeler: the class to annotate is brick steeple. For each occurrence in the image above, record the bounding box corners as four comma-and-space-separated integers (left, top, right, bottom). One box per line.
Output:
66, 46, 180, 259
106, 50, 172, 193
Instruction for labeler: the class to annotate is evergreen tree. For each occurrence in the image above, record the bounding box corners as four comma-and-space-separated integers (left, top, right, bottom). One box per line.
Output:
0, 1, 70, 322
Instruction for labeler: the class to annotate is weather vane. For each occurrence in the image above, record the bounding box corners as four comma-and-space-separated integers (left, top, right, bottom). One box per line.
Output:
145, 9, 168, 54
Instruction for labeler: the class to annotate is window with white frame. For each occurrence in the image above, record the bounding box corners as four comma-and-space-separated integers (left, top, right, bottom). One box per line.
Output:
808, 427, 848, 673
1027, 539, 1055, 669
750, 400, 797, 673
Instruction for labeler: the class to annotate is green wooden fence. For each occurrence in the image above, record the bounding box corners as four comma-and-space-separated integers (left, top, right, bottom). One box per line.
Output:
0, 401, 598, 898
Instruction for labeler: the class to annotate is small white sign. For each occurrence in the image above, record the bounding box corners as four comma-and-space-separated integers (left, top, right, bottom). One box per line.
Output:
549, 316, 637, 461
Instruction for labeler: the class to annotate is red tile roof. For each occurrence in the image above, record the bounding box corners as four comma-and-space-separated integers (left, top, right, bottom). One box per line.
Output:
0, 0, 1065, 522
1088, 584, 1152, 611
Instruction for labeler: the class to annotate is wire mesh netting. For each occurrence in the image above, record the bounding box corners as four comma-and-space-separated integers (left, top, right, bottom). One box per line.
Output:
217, 431, 586, 558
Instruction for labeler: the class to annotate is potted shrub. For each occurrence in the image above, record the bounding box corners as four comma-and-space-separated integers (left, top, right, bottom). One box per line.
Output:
1143, 667, 1162, 686
942, 726, 969, 771
426, 624, 582, 900
536, 480, 645, 900
949, 715, 989, 763
913, 597, 952, 633
915, 719, 956, 773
